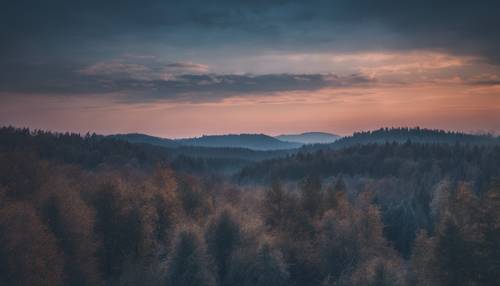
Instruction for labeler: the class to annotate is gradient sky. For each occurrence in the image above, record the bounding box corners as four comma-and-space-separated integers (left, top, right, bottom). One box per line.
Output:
1, 0, 500, 137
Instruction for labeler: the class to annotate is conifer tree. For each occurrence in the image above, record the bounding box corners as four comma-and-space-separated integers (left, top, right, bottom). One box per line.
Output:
166, 229, 216, 286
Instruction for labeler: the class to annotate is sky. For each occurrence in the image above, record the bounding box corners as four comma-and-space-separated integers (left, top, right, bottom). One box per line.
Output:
1, 0, 500, 137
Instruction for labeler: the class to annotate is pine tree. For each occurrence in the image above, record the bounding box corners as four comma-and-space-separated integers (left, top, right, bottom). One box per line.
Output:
254, 244, 290, 286
262, 180, 287, 229
166, 229, 216, 286
205, 210, 242, 283
477, 184, 500, 285
300, 175, 322, 218
324, 176, 347, 211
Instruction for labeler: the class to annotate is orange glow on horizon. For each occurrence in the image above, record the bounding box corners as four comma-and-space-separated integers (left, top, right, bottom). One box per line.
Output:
1, 50, 499, 137
1, 80, 499, 137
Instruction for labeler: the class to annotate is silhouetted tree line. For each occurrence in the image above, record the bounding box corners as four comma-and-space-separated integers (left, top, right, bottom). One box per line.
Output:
239, 141, 500, 192
327, 127, 499, 149
0, 127, 270, 174
0, 126, 171, 169
1, 127, 500, 286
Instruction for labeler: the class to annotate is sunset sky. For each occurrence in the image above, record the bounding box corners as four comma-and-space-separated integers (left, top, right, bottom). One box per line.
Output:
1, 0, 499, 137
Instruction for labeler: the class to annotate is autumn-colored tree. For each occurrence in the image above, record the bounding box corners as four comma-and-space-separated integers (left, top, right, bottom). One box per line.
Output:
475, 183, 500, 285
410, 230, 438, 286
324, 176, 347, 212
434, 184, 481, 285
318, 194, 389, 284
276, 237, 320, 286
40, 186, 102, 286
0, 202, 65, 286
300, 175, 323, 218
225, 243, 290, 286
176, 176, 213, 219
261, 180, 287, 229
349, 258, 405, 286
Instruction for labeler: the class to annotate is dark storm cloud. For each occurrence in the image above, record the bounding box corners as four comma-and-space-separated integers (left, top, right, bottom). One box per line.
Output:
139, 73, 372, 102
2, 0, 499, 61
0, 57, 372, 102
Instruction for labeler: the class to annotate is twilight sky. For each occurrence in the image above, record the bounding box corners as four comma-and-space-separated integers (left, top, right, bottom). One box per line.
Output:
1, 0, 500, 137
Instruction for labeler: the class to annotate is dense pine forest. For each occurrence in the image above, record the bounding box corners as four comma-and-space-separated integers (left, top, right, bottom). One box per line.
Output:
1, 126, 500, 286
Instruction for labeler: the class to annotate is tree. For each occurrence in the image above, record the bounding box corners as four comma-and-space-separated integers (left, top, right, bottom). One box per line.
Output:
300, 175, 322, 218
40, 187, 102, 286
91, 180, 142, 279
435, 185, 480, 285
319, 210, 359, 282
177, 177, 212, 219
254, 244, 290, 286
0, 202, 65, 286
166, 229, 216, 286
225, 244, 290, 286
350, 259, 404, 286
150, 166, 179, 255
410, 230, 438, 286
262, 180, 287, 229
205, 210, 242, 283
476, 183, 500, 285
324, 176, 347, 212
319, 194, 389, 285
436, 220, 473, 285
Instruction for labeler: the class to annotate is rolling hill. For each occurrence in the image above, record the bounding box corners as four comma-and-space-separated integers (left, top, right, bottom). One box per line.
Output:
275, 132, 340, 144
176, 134, 301, 150
111, 133, 302, 151
110, 133, 180, 148
238, 127, 500, 183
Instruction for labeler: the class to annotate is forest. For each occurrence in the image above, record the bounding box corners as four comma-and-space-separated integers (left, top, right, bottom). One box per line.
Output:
1, 126, 500, 286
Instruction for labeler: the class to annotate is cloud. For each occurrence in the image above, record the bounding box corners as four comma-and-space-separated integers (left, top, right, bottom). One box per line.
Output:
73, 57, 365, 101
466, 74, 500, 86
164, 62, 209, 73
1, 0, 500, 68
93, 72, 374, 103
145, 73, 372, 101
0, 57, 373, 103
79, 61, 151, 79
78, 57, 210, 81
2, 49, 498, 104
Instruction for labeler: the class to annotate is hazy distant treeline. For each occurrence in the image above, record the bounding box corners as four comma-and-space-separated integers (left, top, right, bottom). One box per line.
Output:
240, 141, 500, 190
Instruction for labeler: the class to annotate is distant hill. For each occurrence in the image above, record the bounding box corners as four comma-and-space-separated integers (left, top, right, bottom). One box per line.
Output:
177, 134, 301, 150
275, 132, 340, 144
110, 127, 500, 155
111, 133, 301, 151
238, 128, 500, 184
110, 133, 180, 148
0, 127, 297, 175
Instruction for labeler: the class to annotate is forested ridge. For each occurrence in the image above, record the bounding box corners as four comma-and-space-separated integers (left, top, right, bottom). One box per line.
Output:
0, 127, 286, 175
0, 127, 170, 170
329, 127, 499, 148
1, 127, 500, 286
239, 141, 500, 188
112, 133, 302, 151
